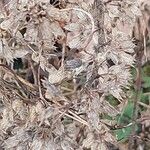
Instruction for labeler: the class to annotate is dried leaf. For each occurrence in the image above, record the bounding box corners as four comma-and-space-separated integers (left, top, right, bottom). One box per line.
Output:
64, 23, 80, 32
48, 68, 65, 84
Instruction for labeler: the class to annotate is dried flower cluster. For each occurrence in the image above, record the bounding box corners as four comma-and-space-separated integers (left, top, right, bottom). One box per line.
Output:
0, 0, 142, 149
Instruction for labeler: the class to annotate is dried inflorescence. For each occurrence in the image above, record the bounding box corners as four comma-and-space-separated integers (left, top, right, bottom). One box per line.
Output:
0, 0, 142, 149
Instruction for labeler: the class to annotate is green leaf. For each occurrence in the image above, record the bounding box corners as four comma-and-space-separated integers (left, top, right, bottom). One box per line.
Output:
115, 125, 138, 141
140, 94, 149, 104
114, 101, 135, 141
143, 65, 150, 76
115, 127, 132, 141
117, 101, 134, 125
143, 76, 150, 88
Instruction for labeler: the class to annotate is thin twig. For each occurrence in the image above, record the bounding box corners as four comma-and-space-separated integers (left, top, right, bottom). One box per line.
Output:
94, 0, 105, 53
0, 64, 36, 89
138, 101, 150, 109
29, 58, 38, 85
61, 42, 66, 69
37, 47, 47, 107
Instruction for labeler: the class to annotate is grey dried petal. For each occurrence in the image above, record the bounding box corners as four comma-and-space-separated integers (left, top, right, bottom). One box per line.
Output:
24, 22, 39, 44
42, 80, 61, 98
82, 132, 94, 148
65, 59, 82, 70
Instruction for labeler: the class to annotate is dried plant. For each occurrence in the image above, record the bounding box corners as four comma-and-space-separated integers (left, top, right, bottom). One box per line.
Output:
0, 0, 145, 150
